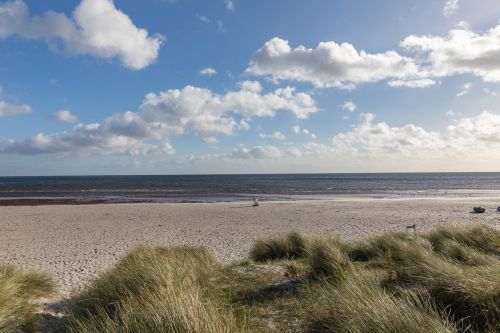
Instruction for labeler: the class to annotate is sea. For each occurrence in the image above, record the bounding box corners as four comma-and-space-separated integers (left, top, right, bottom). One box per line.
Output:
0, 173, 500, 204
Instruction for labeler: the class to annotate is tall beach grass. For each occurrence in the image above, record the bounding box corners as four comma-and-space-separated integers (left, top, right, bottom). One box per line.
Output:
0, 263, 55, 332
1, 224, 498, 332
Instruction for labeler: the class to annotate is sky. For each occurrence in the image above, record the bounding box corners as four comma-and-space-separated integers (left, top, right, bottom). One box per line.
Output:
1, 0, 500, 175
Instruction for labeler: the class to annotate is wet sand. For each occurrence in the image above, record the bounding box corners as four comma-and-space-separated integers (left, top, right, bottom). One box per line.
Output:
1, 197, 499, 293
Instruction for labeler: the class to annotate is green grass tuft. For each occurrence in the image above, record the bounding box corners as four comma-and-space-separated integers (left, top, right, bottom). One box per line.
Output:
3, 224, 498, 332
66, 246, 245, 333
307, 269, 459, 333
0, 263, 55, 332
249, 231, 308, 262
425, 224, 500, 256
308, 238, 352, 281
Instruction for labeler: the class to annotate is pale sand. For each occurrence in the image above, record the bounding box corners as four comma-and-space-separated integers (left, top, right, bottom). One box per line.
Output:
1, 198, 499, 293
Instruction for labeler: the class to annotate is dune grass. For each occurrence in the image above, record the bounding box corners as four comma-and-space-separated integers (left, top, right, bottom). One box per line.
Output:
307, 270, 459, 333
245, 224, 499, 332
0, 263, 55, 333
250, 231, 308, 262
307, 238, 352, 281
3, 224, 498, 332
66, 246, 245, 333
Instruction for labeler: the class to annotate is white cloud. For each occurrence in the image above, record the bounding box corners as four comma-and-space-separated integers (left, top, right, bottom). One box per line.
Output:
0, 100, 31, 118
225, 0, 234, 11
388, 79, 436, 88
285, 147, 302, 158
246, 37, 420, 89
140, 82, 317, 139
0, 83, 317, 155
455, 21, 470, 30
456, 83, 472, 97
0, 87, 32, 118
248, 23, 500, 88
443, 0, 459, 17
325, 111, 500, 158
181, 111, 500, 172
216, 20, 225, 32
401, 24, 500, 82
259, 131, 286, 140
446, 110, 455, 117
0, 0, 164, 70
483, 88, 497, 96
291, 126, 316, 139
341, 100, 357, 112
447, 111, 500, 144
197, 15, 210, 23
50, 110, 78, 123
200, 67, 217, 77
331, 113, 444, 155
0, 115, 160, 156
228, 145, 282, 159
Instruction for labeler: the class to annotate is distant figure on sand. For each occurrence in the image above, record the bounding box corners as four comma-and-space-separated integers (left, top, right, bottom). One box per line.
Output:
253, 197, 260, 207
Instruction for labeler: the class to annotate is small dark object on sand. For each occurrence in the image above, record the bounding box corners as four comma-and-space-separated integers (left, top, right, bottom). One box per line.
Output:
252, 197, 260, 207
497, 207, 500, 212
406, 224, 417, 233
473, 207, 485, 214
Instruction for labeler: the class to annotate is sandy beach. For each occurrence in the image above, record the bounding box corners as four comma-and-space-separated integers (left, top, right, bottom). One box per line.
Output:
1, 197, 499, 293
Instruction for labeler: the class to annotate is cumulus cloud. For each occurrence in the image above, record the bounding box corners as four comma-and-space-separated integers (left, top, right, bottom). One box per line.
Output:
401, 24, 500, 82
247, 23, 500, 88
443, 0, 459, 17
388, 79, 436, 88
227, 145, 282, 159
50, 110, 78, 123
331, 113, 444, 155
341, 101, 357, 112
447, 111, 500, 144
0, 100, 31, 118
328, 111, 500, 157
0, 0, 164, 70
200, 67, 217, 77
246, 37, 420, 88
140, 81, 317, 139
285, 147, 302, 158
0, 83, 317, 155
1, 112, 162, 155
259, 131, 286, 140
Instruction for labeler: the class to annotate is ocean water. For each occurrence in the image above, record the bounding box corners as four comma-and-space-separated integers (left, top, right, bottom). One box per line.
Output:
0, 173, 500, 203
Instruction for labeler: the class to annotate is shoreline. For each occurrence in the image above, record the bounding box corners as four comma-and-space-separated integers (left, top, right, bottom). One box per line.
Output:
1, 198, 499, 294
2, 188, 500, 206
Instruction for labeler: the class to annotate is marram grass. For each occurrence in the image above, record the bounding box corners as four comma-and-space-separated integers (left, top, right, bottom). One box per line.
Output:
0, 263, 55, 333
1, 224, 498, 332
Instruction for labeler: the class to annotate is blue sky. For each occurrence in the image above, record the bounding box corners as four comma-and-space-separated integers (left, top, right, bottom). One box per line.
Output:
1, 0, 500, 175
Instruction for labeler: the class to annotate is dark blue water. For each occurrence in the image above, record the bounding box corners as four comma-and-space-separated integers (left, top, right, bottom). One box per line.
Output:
0, 173, 500, 203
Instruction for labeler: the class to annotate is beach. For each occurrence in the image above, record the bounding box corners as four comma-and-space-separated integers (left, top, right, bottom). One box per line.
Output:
1, 197, 499, 293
